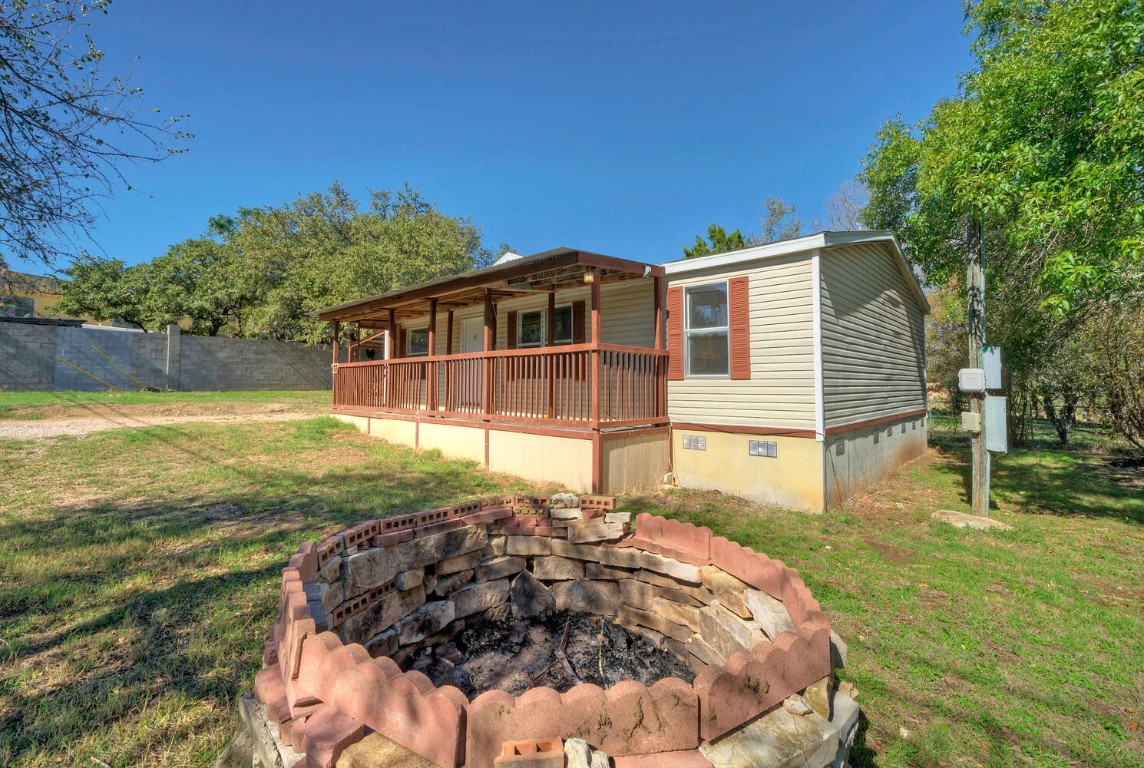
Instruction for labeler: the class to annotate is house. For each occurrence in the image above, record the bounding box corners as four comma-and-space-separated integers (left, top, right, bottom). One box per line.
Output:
318, 231, 929, 511
0, 268, 142, 328
1, 270, 65, 319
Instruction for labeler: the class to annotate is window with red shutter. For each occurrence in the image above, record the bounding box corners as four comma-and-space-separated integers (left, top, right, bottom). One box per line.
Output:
672, 277, 750, 379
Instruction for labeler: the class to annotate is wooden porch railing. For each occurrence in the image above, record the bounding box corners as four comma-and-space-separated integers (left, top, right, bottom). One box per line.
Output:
332, 343, 668, 428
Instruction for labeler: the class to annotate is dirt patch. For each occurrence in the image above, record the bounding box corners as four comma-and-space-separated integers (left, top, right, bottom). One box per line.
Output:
405, 611, 695, 698
1090, 458, 1144, 491
863, 538, 915, 565
0, 403, 325, 439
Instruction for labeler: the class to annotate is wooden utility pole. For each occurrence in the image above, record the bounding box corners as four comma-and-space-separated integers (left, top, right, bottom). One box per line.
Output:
967, 218, 990, 517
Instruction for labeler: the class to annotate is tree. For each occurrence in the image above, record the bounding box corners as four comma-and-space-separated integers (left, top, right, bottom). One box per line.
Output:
141, 236, 249, 335
683, 195, 806, 258
822, 179, 869, 231
0, 1, 188, 267
55, 255, 148, 328
861, 0, 1143, 312
683, 224, 749, 258
54, 183, 487, 342
1084, 304, 1144, 456
861, 0, 1144, 446
230, 183, 484, 343
760, 196, 800, 243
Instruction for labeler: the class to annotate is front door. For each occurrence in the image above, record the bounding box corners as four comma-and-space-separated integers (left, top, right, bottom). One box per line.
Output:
460, 316, 485, 408
461, 316, 484, 353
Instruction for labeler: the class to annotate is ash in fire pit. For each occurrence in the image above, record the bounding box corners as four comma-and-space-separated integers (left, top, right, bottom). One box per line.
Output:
406, 610, 696, 697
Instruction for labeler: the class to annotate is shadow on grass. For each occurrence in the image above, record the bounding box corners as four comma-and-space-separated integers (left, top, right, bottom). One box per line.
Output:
929, 429, 1142, 525
0, 418, 531, 765
848, 710, 880, 768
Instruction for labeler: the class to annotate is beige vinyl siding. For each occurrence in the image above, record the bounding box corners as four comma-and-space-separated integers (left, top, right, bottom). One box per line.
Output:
819, 242, 926, 428
666, 254, 816, 430
599, 280, 655, 347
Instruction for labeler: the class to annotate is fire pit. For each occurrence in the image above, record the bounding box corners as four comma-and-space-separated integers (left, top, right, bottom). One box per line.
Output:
236, 495, 857, 768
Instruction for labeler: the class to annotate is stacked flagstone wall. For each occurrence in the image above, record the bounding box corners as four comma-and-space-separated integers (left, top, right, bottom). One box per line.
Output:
252, 495, 837, 768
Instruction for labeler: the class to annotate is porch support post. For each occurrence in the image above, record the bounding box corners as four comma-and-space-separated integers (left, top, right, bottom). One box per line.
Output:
590, 267, 601, 427
653, 276, 664, 350
445, 309, 454, 412
483, 289, 494, 415
386, 309, 396, 359
385, 308, 396, 409
427, 298, 438, 411
547, 292, 556, 418
547, 292, 556, 346
331, 320, 341, 407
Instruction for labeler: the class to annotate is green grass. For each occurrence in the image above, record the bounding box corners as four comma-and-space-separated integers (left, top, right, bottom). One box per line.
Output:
0, 404, 1140, 767
0, 389, 330, 418
627, 422, 1143, 767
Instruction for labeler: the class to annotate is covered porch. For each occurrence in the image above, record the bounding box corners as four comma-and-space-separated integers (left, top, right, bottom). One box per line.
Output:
317, 248, 671, 493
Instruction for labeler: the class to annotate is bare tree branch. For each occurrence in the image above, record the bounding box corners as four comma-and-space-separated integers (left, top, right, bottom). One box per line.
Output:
0, 1, 189, 267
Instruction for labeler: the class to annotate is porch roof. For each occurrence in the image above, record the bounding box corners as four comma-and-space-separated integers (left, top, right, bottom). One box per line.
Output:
317, 247, 663, 326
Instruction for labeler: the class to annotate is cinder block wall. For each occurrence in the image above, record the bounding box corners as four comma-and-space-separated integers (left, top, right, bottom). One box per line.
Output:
0, 323, 56, 390
0, 324, 332, 392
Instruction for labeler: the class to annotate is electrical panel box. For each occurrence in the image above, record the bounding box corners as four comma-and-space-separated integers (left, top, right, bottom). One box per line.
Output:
985, 396, 1008, 453
958, 368, 986, 393
983, 347, 1003, 390
961, 411, 981, 432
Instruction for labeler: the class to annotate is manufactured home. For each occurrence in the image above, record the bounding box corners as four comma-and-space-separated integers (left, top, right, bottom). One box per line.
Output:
318, 231, 928, 511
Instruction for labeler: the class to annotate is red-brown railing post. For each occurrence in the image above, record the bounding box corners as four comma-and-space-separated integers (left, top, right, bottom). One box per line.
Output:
445, 310, 454, 411
546, 292, 556, 418
427, 298, 438, 412
590, 267, 601, 427
483, 289, 494, 415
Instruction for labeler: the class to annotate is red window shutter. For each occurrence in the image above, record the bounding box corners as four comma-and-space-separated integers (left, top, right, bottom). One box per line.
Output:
398, 328, 407, 358
572, 301, 586, 344
666, 286, 684, 381
506, 311, 517, 349
729, 276, 751, 380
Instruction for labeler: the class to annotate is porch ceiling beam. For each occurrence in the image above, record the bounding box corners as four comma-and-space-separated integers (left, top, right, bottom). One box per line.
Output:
317, 252, 581, 321
317, 249, 661, 322
577, 251, 666, 278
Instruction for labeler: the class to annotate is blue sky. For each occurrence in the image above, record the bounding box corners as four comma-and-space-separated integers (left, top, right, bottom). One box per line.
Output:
17, 1, 973, 272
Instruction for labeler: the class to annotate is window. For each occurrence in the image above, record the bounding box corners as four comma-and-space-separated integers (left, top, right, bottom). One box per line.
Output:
552, 304, 573, 344
518, 310, 543, 347
406, 328, 429, 356
749, 440, 778, 458
685, 282, 729, 376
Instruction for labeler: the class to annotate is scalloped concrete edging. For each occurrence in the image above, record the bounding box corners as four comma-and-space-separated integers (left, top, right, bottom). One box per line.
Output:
236, 495, 853, 768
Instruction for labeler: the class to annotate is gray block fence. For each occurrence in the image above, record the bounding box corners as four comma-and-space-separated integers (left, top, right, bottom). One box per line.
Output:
0, 323, 333, 392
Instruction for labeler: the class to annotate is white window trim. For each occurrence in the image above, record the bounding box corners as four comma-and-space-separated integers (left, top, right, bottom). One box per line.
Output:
684, 280, 730, 379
